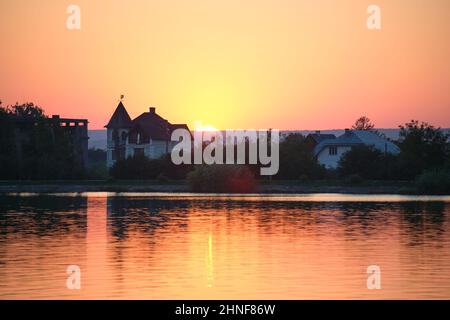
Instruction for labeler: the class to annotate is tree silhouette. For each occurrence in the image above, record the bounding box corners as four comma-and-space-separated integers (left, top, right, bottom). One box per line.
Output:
352, 116, 375, 130
0, 102, 85, 179
6, 102, 45, 119
397, 120, 449, 178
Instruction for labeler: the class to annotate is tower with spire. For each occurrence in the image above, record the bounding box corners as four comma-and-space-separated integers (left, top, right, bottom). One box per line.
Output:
105, 100, 132, 167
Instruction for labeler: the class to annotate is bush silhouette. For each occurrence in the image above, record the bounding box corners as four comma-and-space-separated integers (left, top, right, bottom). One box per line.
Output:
187, 165, 256, 193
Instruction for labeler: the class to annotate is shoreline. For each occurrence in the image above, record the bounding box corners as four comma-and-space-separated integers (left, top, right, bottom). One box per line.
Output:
0, 180, 433, 195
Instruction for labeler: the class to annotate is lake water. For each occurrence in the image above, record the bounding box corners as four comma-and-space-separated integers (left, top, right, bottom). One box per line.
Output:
1, 193, 450, 299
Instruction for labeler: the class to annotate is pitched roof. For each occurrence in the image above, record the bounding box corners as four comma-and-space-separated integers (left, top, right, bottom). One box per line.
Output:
129, 109, 190, 141
106, 102, 190, 140
352, 130, 400, 154
307, 133, 336, 144
170, 124, 190, 131
314, 130, 400, 156
130, 111, 171, 140
105, 102, 132, 128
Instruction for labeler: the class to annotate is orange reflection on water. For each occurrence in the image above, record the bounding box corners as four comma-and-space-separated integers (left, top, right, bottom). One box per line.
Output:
84, 196, 109, 298
1, 193, 450, 299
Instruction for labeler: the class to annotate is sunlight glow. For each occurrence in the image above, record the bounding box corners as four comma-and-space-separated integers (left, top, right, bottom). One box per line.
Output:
194, 121, 219, 132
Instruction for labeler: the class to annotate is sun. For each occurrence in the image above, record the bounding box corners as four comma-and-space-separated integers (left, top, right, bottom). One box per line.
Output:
193, 121, 219, 132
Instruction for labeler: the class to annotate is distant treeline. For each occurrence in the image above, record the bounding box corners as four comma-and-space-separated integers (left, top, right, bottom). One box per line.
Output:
110, 119, 450, 179
1, 102, 449, 194
339, 120, 450, 180
109, 117, 450, 193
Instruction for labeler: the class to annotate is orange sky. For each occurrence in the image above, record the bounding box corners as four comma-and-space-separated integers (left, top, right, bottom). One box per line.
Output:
0, 0, 449, 130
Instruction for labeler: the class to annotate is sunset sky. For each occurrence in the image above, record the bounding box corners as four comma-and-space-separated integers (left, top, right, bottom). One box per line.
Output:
1, 0, 449, 130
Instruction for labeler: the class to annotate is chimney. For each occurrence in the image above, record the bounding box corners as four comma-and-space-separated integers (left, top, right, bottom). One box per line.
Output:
345, 128, 350, 134
149, 107, 156, 114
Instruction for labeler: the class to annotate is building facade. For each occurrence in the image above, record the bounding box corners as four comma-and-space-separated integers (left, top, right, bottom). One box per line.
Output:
51, 115, 89, 169
308, 129, 400, 169
105, 102, 189, 168
11, 114, 89, 169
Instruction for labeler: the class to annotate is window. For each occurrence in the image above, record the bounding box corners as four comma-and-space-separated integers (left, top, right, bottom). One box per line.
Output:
329, 146, 337, 156
134, 148, 144, 157
112, 129, 119, 144
129, 131, 150, 144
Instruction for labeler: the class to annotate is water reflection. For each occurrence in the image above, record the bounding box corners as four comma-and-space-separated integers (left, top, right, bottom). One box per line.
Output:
107, 197, 190, 240
0, 196, 87, 236
86, 197, 108, 298
0, 194, 449, 299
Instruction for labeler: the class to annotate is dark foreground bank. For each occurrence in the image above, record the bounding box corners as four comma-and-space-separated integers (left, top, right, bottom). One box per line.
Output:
0, 180, 432, 195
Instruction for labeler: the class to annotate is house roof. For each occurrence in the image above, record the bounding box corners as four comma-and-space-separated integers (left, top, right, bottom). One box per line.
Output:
352, 130, 400, 154
170, 124, 190, 131
129, 109, 190, 141
105, 102, 190, 140
130, 111, 171, 140
307, 133, 336, 144
105, 102, 132, 128
314, 130, 400, 156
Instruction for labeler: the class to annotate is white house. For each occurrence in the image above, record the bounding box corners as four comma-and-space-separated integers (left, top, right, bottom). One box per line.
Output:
105, 102, 189, 168
311, 129, 400, 169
